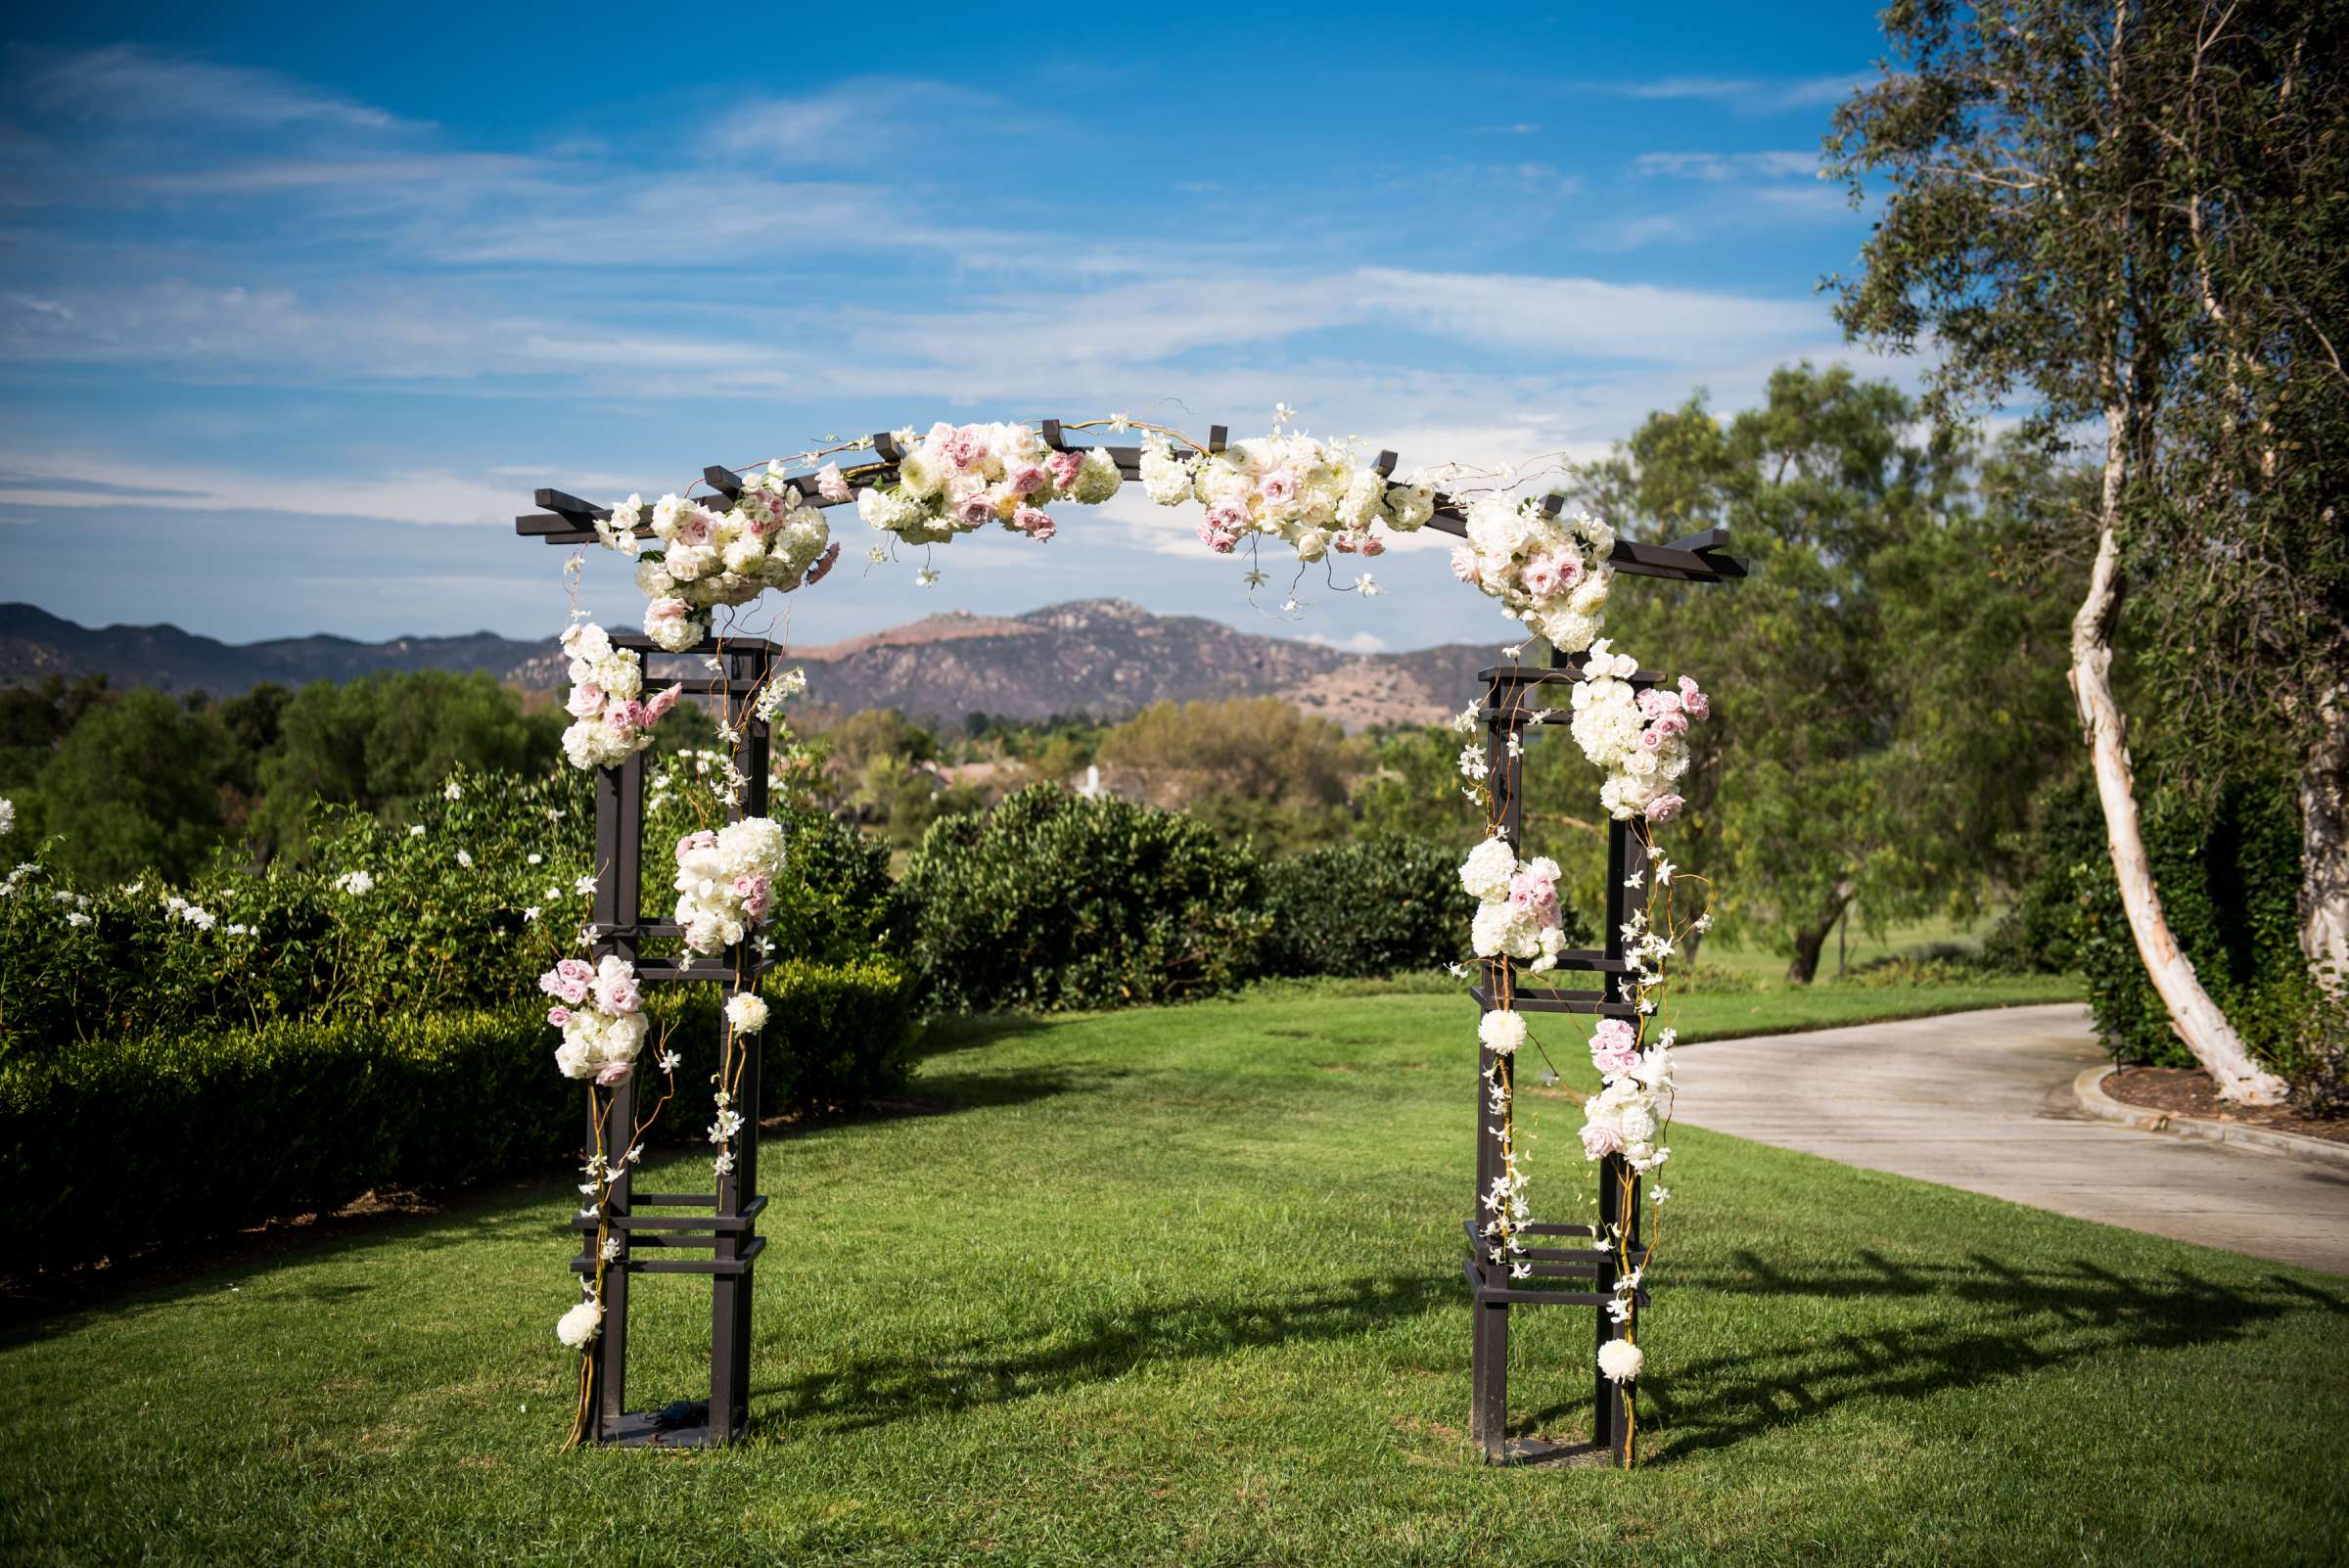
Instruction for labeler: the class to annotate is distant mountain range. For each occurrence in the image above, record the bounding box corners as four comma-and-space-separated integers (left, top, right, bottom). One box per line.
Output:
0, 600, 1496, 729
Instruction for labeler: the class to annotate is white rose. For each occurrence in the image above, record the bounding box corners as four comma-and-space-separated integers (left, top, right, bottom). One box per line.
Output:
725, 993, 769, 1035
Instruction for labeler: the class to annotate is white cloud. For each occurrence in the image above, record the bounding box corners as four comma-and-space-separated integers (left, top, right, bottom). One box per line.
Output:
1592, 74, 1865, 114
12, 44, 407, 130
1632, 150, 1821, 180
706, 77, 1032, 165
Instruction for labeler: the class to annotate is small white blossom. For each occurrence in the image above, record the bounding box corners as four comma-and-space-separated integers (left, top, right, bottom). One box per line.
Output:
334, 870, 374, 897
444, 781, 462, 801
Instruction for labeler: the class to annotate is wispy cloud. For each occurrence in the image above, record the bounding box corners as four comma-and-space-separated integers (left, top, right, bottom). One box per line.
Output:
11, 43, 408, 130
1588, 73, 1863, 115
707, 77, 1039, 165
1632, 149, 1821, 180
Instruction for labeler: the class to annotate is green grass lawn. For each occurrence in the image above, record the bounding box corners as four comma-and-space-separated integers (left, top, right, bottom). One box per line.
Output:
3, 981, 2340, 1567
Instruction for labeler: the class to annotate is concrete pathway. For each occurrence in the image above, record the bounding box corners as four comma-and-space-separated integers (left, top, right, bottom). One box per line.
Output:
1670, 1003, 2349, 1273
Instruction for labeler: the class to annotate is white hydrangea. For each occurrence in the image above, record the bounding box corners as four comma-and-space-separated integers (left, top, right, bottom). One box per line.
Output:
1457, 837, 1517, 901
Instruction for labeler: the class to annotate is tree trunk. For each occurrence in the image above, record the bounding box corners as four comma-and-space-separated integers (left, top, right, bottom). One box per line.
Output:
1784, 880, 1854, 986
2071, 427, 2290, 1105
2300, 684, 2349, 995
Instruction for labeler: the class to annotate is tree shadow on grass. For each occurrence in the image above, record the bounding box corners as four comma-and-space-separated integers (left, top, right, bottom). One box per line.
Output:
1612, 1248, 2347, 1464
755, 1269, 1449, 1434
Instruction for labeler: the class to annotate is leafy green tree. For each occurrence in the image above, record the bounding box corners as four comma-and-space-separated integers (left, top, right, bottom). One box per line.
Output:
34, 688, 235, 883
1826, 0, 2342, 1097
1576, 365, 2079, 982
249, 671, 560, 861
1097, 697, 1367, 853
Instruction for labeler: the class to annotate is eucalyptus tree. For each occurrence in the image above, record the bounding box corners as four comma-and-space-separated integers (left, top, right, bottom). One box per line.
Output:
1826, 0, 2342, 1099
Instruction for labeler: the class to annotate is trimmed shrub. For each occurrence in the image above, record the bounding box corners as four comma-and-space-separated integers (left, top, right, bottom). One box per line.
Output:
0, 956, 921, 1268
1260, 835, 1514, 979
760, 953, 920, 1114
904, 786, 1269, 1011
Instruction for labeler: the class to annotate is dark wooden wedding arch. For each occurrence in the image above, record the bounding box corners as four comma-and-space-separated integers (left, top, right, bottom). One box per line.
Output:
518, 420, 1742, 1464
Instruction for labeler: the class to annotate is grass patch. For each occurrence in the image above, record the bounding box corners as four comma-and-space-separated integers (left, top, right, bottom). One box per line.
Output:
1, 988, 2336, 1567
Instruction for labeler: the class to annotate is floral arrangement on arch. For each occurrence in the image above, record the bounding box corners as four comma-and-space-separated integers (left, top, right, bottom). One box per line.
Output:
1451, 494, 1617, 653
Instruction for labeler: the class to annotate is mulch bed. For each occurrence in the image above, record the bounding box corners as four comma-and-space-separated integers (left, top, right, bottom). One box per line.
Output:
2104, 1066, 2349, 1146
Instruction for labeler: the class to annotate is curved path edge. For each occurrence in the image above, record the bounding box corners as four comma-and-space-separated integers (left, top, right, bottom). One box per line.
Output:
1669, 1003, 2349, 1274
2072, 1065, 2349, 1171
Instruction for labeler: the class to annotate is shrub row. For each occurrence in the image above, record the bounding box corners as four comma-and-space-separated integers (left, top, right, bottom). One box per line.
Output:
901, 786, 1588, 1012
0, 955, 916, 1268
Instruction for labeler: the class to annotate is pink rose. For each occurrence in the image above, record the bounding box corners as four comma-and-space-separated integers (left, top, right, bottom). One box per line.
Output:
608, 699, 647, 732
595, 1061, 633, 1086
1581, 1123, 1625, 1159
1593, 1048, 1639, 1079
1639, 726, 1665, 750
1520, 550, 1582, 599
647, 596, 689, 627
566, 683, 605, 719
1636, 688, 1681, 719
1259, 470, 1299, 507
1678, 676, 1709, 719
677, 507, 714, 547
802, 541, 841, 586
678, 829, 717, 853
1006, 463, 1046, 497
643, 685, 682, 722
816, 463, 852, 504
1450, 545, 1480, 584
546, 1006, 572, 1029
731, 873, 771, 919
1012, 506, 1057, 540
944, 425, 989, 470
1045, 449, 1083, 490
953, 491, 995, 529
540, 958, 593, 1006
1331, 532, 1359, 554
1592, 1018, 1636, 1053
1644, 793, 1685, 823
1359, 535, 1385, 557
596, 971, 641, 1014
1653, 712, 1688, 739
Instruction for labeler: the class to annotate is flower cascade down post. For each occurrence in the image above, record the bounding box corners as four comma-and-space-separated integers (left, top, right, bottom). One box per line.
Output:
1451, 624, 1717, 1470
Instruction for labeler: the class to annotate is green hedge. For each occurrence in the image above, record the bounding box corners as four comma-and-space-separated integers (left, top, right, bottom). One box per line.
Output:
760, 954, 920, 1114
0, 955, 917, 1268
2019, 775, 2334, 1082
904, 786, 1269, 1011
1259, 835, 1517, 979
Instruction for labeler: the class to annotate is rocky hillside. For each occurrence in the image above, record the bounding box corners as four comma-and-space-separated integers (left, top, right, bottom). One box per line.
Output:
1, 599, 1493, 730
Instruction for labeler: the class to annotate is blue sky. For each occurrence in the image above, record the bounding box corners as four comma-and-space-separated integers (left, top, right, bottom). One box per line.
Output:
0, 3, 1904, 654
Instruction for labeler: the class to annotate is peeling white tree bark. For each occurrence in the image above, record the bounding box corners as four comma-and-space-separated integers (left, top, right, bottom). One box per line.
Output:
2300, 685, 2349, 995
2072, 426, 2291, 1105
